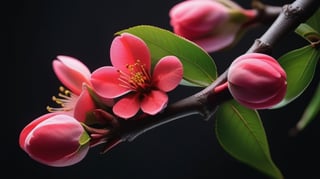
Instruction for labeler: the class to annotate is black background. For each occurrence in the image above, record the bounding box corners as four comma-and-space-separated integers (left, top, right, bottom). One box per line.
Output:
10, 0, 320, 178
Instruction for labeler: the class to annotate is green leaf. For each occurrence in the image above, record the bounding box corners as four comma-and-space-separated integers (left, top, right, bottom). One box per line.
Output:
215, 100, 283, 179
179, 79, 203, 87
295, 82, 320, 132
116, 25, 217, 87
273, 45, 320, 108
295, 23, 320, 44
305, 8, 320, 32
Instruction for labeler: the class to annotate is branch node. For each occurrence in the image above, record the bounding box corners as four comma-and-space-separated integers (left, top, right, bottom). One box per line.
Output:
250, 39, 272, 54
194, 93, 214, 120
283, 4, 304, 19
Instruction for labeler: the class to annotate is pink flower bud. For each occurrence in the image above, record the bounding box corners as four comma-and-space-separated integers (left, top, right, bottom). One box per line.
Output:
169, 0, 257, 52
227, 53, 287, 109
19, 113, 90, 167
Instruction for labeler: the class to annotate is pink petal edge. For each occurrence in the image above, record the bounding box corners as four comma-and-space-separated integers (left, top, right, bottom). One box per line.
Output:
90, 66, 131, 98
152, 56, 183, 92
110, 33, 151, 73
53, 58, 91, 96
113, 94, 140, 119
141, 90, 168, 115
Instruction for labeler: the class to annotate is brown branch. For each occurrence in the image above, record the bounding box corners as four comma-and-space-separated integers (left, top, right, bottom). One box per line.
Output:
248, 0, 320, 54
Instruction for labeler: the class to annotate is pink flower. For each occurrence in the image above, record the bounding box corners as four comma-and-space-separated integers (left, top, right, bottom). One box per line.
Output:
53, 55, 92, 96
227, 53, 287, 109
90, 33, 183, 119
169, 0, 257, 52
49, 56, 113, 122
19, 113, 90, 167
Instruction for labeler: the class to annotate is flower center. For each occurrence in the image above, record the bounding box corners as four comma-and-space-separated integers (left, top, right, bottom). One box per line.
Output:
118, 60, 151, 92
46, 86, 78, 113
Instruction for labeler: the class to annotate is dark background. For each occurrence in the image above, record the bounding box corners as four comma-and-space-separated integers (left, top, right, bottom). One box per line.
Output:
10, 0, 320, 178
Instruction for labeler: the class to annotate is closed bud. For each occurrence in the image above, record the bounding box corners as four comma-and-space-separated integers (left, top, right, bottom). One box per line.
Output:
169, 0, 257, 52
19, 113, 90, 167
227, 53, 287, 109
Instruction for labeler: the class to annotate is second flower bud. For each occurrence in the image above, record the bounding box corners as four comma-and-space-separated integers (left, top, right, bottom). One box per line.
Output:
227, 53, 287, 109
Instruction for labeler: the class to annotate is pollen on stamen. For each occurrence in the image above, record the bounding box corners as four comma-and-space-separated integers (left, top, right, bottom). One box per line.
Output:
46, 86, 77, 113
117, 60, 152, 91
117, 69, 137, 90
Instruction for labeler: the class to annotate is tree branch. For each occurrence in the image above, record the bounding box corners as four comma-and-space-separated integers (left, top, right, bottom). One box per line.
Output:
113, 0, 320, 145
248, 0, 320, 54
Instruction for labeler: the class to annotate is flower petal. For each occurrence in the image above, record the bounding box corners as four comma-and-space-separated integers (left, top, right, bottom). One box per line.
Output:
53, 143, 89, 167
236, 83, 287, 109
113, 94, 140, 119
53, 55, 91, 96
141, 90, 168, 115
90, 66, 130, 98
19, 113, 58, 149
73, 84, 96, 122
56, 55, 91, 77
152, 56, 183, 92
110, 33, 151, 73
194, 31, 236, 53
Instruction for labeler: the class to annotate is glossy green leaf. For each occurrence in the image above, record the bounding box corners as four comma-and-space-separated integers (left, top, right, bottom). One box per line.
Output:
295, 82, 320, 132
305, 8, 320, 32
215, 100, 283, 179
116, 25, 217, 87
273, 45, 320, 108
295, 23, 320, 44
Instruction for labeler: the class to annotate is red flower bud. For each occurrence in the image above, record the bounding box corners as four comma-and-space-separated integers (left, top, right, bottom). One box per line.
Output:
227, 53, 287, 109
19, 113, 90, 167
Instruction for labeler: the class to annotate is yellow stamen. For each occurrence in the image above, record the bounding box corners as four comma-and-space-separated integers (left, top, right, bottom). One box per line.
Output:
118, 60, 151, 91
46, 86, 77, 112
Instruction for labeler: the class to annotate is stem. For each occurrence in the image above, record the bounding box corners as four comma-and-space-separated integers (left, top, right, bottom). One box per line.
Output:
119, 0, 320, 143
122, 72, 231, 142
251, 0, 283, 26
248, 0, 320, 54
